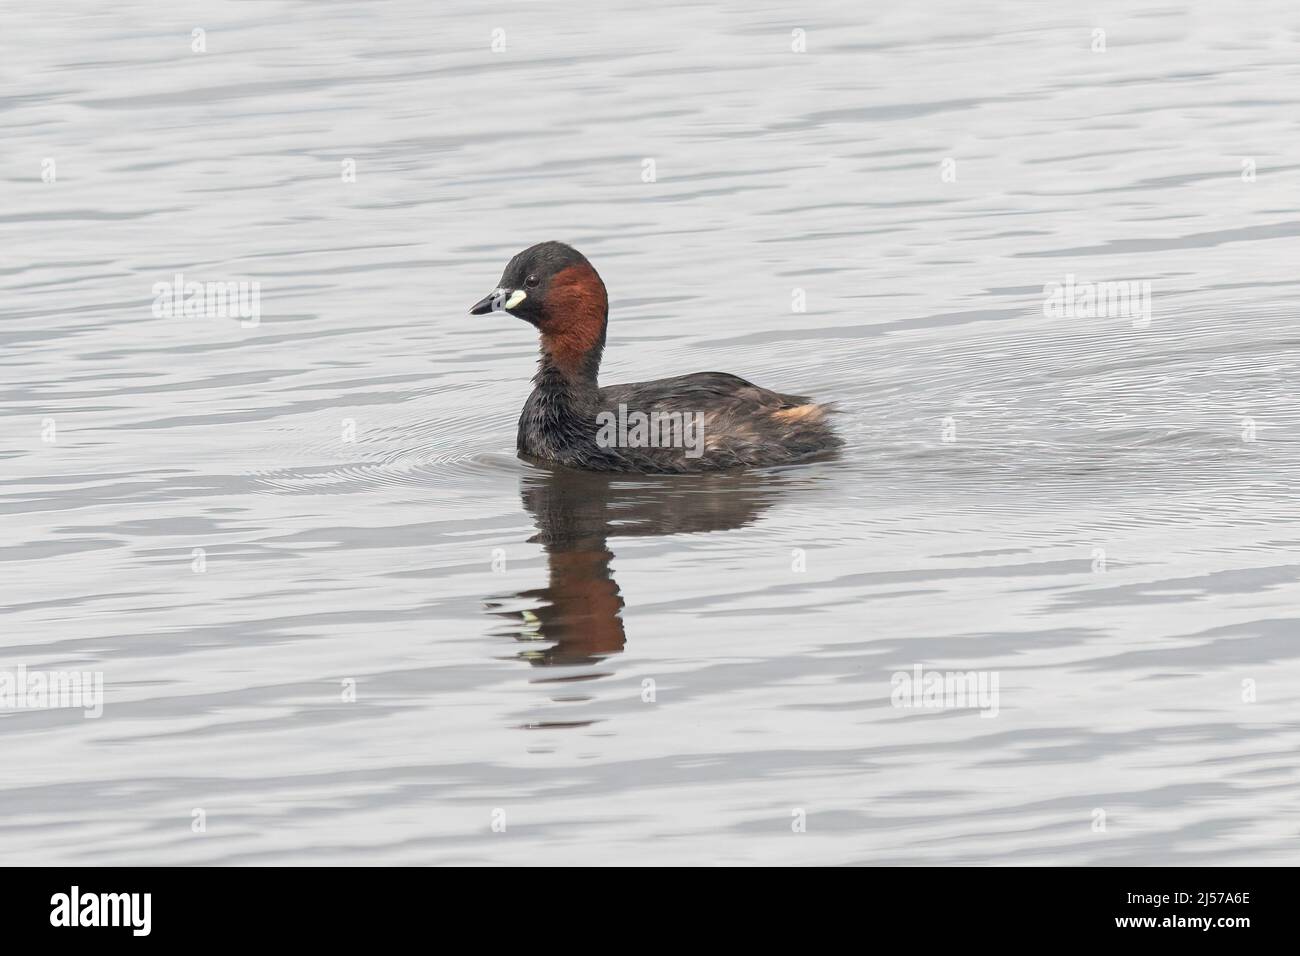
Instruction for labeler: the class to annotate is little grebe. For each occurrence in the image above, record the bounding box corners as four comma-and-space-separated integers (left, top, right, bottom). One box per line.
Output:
470, 242, 839, 473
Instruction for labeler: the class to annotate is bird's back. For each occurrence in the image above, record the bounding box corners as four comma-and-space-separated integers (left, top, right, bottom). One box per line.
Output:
591, 372, 839, 472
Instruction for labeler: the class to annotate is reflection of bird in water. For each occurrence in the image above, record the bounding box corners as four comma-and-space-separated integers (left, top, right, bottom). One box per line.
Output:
487, 463, 802, 669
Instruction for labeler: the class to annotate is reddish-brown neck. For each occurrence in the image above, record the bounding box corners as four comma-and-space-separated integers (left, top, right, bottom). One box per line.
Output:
538, 262, 607, 384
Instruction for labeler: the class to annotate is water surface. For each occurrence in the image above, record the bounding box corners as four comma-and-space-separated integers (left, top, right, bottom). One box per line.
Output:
3, 0, 1300, 865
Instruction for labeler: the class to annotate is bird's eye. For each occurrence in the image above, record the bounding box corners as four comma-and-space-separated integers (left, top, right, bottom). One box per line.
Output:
524, 274, 539, 289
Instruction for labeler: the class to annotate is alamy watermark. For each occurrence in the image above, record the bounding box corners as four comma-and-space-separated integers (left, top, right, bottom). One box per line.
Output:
891, 664, 1000, 718
595, 403, 704, 459
50, 886, 150, 936
1043, 274, 1151, 328
0, 666, 103, 718
152, 273, 260, 327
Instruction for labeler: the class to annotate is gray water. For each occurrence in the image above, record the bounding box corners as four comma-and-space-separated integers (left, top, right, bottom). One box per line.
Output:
3, 0, 1300, 865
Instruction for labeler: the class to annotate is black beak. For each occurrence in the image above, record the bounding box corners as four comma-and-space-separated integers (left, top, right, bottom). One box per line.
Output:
469, 292, 498, 315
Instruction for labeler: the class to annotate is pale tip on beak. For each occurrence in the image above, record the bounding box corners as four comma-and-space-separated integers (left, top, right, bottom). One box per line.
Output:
469, 288, 527, 315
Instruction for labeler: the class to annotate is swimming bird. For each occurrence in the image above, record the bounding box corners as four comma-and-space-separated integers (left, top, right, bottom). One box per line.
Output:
470, 241, 839, 473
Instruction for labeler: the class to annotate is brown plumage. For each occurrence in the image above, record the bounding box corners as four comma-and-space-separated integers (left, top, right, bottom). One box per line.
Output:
469, 241, 841, 473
